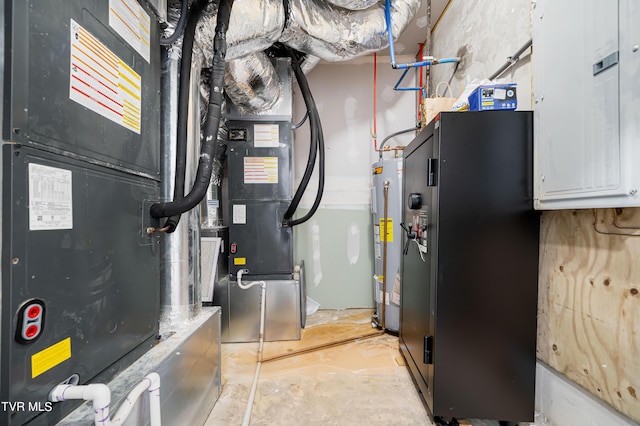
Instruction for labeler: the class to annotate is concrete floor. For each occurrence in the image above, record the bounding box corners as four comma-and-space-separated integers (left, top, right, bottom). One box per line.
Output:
204, 309, 537, 426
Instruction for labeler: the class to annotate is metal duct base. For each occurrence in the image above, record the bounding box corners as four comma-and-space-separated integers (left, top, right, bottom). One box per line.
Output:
214, 272, 304, 343
57, 307, 222, 426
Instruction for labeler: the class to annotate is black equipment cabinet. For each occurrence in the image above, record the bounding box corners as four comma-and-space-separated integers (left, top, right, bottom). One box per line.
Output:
399, 111, 539, 423
1, 1, 161, 424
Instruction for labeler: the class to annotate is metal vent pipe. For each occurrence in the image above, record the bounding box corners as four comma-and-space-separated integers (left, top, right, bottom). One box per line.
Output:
159, 47, 202, 326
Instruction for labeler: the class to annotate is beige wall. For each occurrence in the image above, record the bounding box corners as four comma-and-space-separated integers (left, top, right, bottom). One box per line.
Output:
291, 61, 417, 308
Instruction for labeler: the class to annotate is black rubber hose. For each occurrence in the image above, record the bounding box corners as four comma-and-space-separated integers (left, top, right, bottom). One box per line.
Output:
160, 0, 189, 46
292, 111, 308, 130
283, 49, 325, 228
286, 112, 324, 227
150, 0, 234, 222
152, 0, 209, 232
283, 49, 319, 222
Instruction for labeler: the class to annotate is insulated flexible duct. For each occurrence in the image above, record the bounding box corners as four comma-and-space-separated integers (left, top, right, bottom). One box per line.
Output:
150, 0, 235, 221
224, 51, 281, 114
280, 0, 421, 62
324, 0, 380, 10
195, 0, 284, 63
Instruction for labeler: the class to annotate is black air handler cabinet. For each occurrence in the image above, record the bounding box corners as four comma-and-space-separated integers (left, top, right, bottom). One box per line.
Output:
1, 0, 161, 424
400, 111, 539, 423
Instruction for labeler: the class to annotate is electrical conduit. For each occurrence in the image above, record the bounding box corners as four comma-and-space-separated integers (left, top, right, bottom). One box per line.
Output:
236, 269, 267, 426
48, 373, 161, 426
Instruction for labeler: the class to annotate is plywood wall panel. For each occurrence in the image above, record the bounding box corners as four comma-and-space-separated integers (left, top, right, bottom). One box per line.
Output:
538, 209, 640, 422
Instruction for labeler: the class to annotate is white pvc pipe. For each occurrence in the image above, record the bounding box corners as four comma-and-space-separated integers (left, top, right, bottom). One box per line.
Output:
48, 373, 161, 426
50, 383, 111, 426
237, 269, 267, 426
111, 373, 161, 426
148, 372, 162, 426
242, 361, 262, 426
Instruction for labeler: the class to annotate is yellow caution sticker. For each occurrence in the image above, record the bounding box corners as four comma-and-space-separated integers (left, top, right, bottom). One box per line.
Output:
32, 337, 71, 378
234, 257, 247, 265
373, 166, 383, 175
379, 218, 394, 242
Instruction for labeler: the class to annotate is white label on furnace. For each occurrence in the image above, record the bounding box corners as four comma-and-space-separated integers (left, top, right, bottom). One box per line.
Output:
69, 20, 142, 133
108, 0, 151, 62
244, 157, 278, 184
254, 124, 279, 147
233, 204, 247, 225
29, 164, 73, 231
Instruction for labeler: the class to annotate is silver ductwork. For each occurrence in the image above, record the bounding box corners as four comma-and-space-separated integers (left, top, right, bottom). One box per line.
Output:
195, 0, 285, 64
159, 47, 202, 326
188, 0, 420, 111
157, 0, 422, 323
279, 0, 421, 62
324, 0, 380, 10
224, 51, 281, 114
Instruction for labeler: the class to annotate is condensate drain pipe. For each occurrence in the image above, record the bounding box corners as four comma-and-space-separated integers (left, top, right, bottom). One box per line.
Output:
236, 269, 267, 426
48, 373, 161, 426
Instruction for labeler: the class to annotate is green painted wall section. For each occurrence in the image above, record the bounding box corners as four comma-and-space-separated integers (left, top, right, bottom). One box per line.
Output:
293, 208, 375, 309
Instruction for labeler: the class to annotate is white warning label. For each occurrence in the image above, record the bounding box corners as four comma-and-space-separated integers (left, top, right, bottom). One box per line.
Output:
254, 124, 280, 148
28, 164, 73, 231
108, 0, 151, 63
69, 19, 142, 134
244, 157, 278, 184
233, 204, 247, 225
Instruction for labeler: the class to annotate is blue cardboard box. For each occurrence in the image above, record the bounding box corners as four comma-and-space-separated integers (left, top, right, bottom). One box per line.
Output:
468, 84, 517, 111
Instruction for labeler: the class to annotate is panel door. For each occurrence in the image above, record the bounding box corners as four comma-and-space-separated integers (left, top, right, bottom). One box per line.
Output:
400, 132, 436, 409
534, 0, 622, 208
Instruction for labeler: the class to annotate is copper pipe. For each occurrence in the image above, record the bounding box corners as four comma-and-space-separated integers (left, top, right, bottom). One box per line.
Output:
382, 180, 390, 330
261, 330, 384, 364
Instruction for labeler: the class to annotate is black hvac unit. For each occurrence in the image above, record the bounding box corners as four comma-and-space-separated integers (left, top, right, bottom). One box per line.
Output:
400, 111, 539, 424
1, 1, 161, 424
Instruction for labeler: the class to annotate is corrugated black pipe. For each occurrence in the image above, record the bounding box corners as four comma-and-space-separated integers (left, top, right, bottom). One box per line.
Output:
150, 0, 234, 222
283, 48, 325, 227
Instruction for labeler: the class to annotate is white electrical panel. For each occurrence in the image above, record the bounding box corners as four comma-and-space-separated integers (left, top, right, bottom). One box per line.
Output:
533, 0, 640, 209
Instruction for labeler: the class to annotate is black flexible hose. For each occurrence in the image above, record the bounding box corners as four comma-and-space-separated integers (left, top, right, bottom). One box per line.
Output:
283, 49, 325, 227
152, 0, 209, 232
286, 111, 324, 227
160, 0, 189, 46
150, 0, 234, 222
292, 111, 308, 130
282, 57, 318, 221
